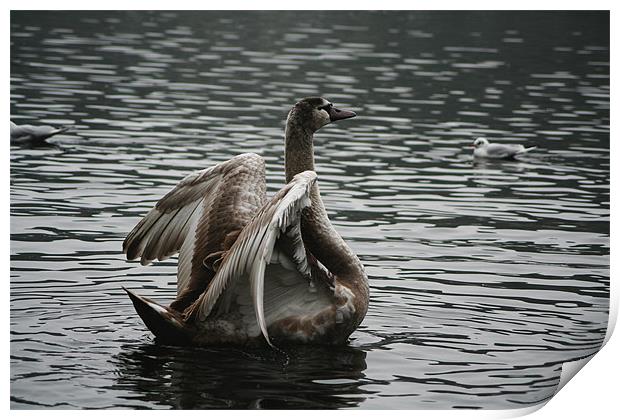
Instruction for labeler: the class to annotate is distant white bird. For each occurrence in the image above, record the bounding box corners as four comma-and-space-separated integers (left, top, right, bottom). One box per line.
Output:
472, 137, 536, 159
10, 121, 70, 145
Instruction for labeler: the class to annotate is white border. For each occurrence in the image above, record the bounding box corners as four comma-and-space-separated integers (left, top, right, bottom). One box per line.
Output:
2, 0, 618, 10
5, 2, 616, 419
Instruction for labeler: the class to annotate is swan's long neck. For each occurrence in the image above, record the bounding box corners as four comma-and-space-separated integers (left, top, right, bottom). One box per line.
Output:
284, 117, 366, 283
285, 123, 315, 183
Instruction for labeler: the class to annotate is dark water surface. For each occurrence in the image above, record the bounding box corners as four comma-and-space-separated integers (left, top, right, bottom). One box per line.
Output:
10, 11, 609, 409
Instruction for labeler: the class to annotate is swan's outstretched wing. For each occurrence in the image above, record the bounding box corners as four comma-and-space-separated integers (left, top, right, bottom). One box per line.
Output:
123, 153, 267, 305
188, 170, 318, 346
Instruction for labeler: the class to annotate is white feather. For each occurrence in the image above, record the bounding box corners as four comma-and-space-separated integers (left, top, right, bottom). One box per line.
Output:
193, 171, 318, 346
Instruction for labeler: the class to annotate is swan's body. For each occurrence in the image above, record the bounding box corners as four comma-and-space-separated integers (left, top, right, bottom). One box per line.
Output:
472, 137, 536, 159
10, 121, 69, 145
123, 97, 368, 347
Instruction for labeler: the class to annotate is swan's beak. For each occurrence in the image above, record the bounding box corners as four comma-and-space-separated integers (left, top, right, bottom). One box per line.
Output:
328, 107, 356, 122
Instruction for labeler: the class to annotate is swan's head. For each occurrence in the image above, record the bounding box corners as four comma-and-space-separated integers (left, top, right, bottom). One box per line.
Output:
287, 97, 356, 133
473, 137, 489, 148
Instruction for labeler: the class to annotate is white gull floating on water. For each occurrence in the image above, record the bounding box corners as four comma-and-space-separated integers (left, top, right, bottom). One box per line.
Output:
472, 137, 537, 159
10, 121, 70, 145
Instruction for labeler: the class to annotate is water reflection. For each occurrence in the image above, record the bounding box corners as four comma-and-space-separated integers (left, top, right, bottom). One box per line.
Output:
112, 344, 369, 409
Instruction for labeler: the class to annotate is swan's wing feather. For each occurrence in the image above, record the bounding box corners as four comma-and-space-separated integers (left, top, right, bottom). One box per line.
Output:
191, 170, 317, 345
123, 165, 223, 264
123, 153, 267, 297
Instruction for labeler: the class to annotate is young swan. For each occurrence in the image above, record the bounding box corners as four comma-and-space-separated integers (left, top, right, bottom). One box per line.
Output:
472, 137, 537, 159
123, 97, 368, 347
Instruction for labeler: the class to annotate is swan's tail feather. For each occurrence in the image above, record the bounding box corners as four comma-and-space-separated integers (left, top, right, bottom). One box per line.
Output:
123, 287, 195, 344
519, 146, 537, 154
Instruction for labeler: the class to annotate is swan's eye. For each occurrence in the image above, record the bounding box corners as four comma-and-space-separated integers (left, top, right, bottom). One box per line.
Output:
318, 103, 332, 112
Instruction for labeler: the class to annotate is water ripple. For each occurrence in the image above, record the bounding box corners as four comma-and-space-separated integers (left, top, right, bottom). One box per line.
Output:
10, 10, 608, 410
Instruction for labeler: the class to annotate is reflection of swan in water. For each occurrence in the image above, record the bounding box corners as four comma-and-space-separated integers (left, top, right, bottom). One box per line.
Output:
10, 120, 70, 146
112, 343, 368, 408
123, 97, 369, 347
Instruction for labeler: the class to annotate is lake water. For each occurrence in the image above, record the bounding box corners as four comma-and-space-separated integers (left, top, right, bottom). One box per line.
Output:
10, 11, 609, 409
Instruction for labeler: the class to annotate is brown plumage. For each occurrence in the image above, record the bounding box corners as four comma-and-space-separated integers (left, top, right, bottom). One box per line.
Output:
123, 97, 368, 347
